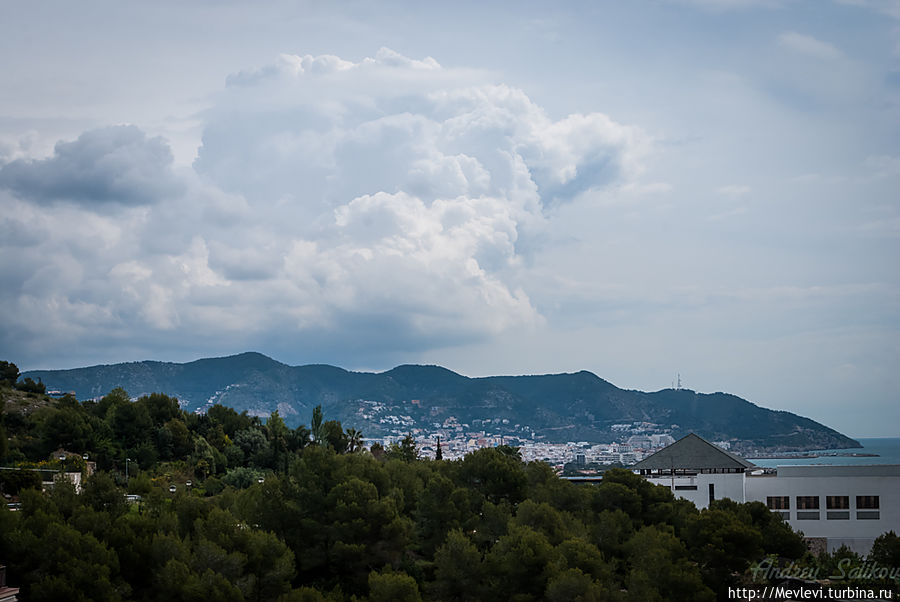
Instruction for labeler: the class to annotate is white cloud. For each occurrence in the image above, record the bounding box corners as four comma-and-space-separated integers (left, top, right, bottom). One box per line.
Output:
716, 184, 751, 197
671, 0, 787, 10
778, 31, 845, 61
834, 0, 900, 19
225, 48, 441, 88
0, 49, 645, 364
0, 125, 182, 207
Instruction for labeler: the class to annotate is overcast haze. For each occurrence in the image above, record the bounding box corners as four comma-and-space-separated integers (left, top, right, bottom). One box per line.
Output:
1, 0, 898, 437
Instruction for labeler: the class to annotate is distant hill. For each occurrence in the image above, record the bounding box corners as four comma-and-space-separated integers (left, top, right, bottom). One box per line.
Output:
23, 352, 860, 452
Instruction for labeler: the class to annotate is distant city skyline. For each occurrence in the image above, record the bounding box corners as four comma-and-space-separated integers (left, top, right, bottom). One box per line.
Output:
1, 1, 898, 436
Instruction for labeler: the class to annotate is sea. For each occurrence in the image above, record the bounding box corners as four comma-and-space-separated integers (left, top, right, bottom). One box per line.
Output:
748, 437, 900, 468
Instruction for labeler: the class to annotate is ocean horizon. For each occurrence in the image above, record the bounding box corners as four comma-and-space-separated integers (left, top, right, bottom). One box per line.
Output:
748, 437, 900, 468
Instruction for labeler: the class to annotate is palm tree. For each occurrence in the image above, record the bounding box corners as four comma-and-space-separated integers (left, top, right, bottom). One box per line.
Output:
497, 444, 522, 461
346, 428, 363, 453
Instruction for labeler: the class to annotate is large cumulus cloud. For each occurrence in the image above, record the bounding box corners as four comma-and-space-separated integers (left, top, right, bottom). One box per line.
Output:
1, 49, 645, 366
0, 125, 182, 207
197, 49, 642, 211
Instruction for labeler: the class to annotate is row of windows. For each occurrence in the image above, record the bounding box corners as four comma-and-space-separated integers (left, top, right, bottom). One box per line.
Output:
772, 510, 881, 521
767, 495, 880, 510
698, 468, 744, 474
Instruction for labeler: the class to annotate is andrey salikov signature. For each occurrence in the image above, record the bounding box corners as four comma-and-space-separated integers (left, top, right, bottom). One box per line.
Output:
751, 556, 900, 582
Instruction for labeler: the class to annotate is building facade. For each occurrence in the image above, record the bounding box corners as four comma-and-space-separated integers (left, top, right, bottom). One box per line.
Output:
745, 465, 900, 555
633, 433, 900, 554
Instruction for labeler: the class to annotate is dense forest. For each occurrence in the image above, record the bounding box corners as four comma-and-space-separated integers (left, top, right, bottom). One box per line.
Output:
1, 360, 898, 601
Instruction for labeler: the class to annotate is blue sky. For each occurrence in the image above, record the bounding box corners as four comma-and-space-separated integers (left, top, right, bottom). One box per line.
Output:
1, 0, 898, 436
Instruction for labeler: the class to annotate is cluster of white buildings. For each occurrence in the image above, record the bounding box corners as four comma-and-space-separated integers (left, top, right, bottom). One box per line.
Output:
634, 434, 899, 555
403, 436, 663, 464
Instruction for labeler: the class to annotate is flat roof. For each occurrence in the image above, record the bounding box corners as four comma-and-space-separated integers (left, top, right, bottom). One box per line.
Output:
752, 464, 900, 478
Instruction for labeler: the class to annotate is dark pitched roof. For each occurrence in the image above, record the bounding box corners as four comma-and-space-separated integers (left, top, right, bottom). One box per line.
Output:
632, 433, 755, 471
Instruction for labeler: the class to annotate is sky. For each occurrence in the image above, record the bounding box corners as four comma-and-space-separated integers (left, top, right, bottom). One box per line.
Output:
1, 0, 898, 437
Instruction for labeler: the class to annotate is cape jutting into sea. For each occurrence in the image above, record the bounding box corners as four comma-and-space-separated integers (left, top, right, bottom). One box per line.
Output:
749, 437, 900, 468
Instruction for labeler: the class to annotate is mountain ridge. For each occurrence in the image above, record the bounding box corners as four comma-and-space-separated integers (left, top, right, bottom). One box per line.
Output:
22, 352, 860, 452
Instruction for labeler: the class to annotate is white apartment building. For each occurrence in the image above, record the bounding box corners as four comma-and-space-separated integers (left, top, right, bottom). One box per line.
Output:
633, 433, 900, 554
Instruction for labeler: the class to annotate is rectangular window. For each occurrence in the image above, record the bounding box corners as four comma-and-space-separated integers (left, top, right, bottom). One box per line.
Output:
796, 496, 820, 510
826, 496, 849, 510
767, 496, 790, 510
708, 483, 715, 504
674, 485, 698, 490
856, 496, 879, 509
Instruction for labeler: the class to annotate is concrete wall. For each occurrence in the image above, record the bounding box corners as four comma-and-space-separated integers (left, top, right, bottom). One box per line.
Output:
745, 465, 900, 555
643, 472, 745, 509
641, 465, 900, 555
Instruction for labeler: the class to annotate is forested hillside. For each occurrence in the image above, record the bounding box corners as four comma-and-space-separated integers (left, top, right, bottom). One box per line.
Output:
23, 352, 860, 451
1, 362, 897, 601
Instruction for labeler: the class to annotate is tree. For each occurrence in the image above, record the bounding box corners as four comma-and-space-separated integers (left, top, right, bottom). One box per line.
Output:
222, 467, 266, 489
368, 570, 421, 602
511, 499, 580, 546
459, 446, 527, 504
267, 410, 290, 471
160, 418, 193, 460
137, 393, 182, 427
0, 360, 19, 387
206, 404, 255, 438
496, 444, 522, 461
0, 377, 820, 602
288, 424, 312, 452
82, 472, 127, 518
195, 507, 296, 601
545, 568, 609, 602
322, 420, 348, 454
417, 473, 466, 554
326, 476, 411, 585
685, 505, 763, 596
556, 538, 615, 584
485, 523, 559, 600
15, 377, 46, 394
107, 400, 152, 449
369, 442, 385, 460
154, 556, 244, 601
870, 531, 900, 568
93, 388, 130, 420
37, 405, 93, 457
241, 528, 296, 601
590, 509, 633, 557
311, 405, 324, 445
810, 544, 864, 584
0, 468, 42, 495
625, 525, 714, 602
592, 481, 642, 523
10, 518, 126, 601
431, 529, 483, 601
387, 434, 418, 463
235, 427, 269, 466
0, 423, 7, 461
434, 436, 442, 461
346, 428, 363, 453
191, 436, 225, 479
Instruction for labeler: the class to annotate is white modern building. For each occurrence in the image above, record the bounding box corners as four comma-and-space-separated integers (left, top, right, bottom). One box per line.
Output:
633, 433, 900, 554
